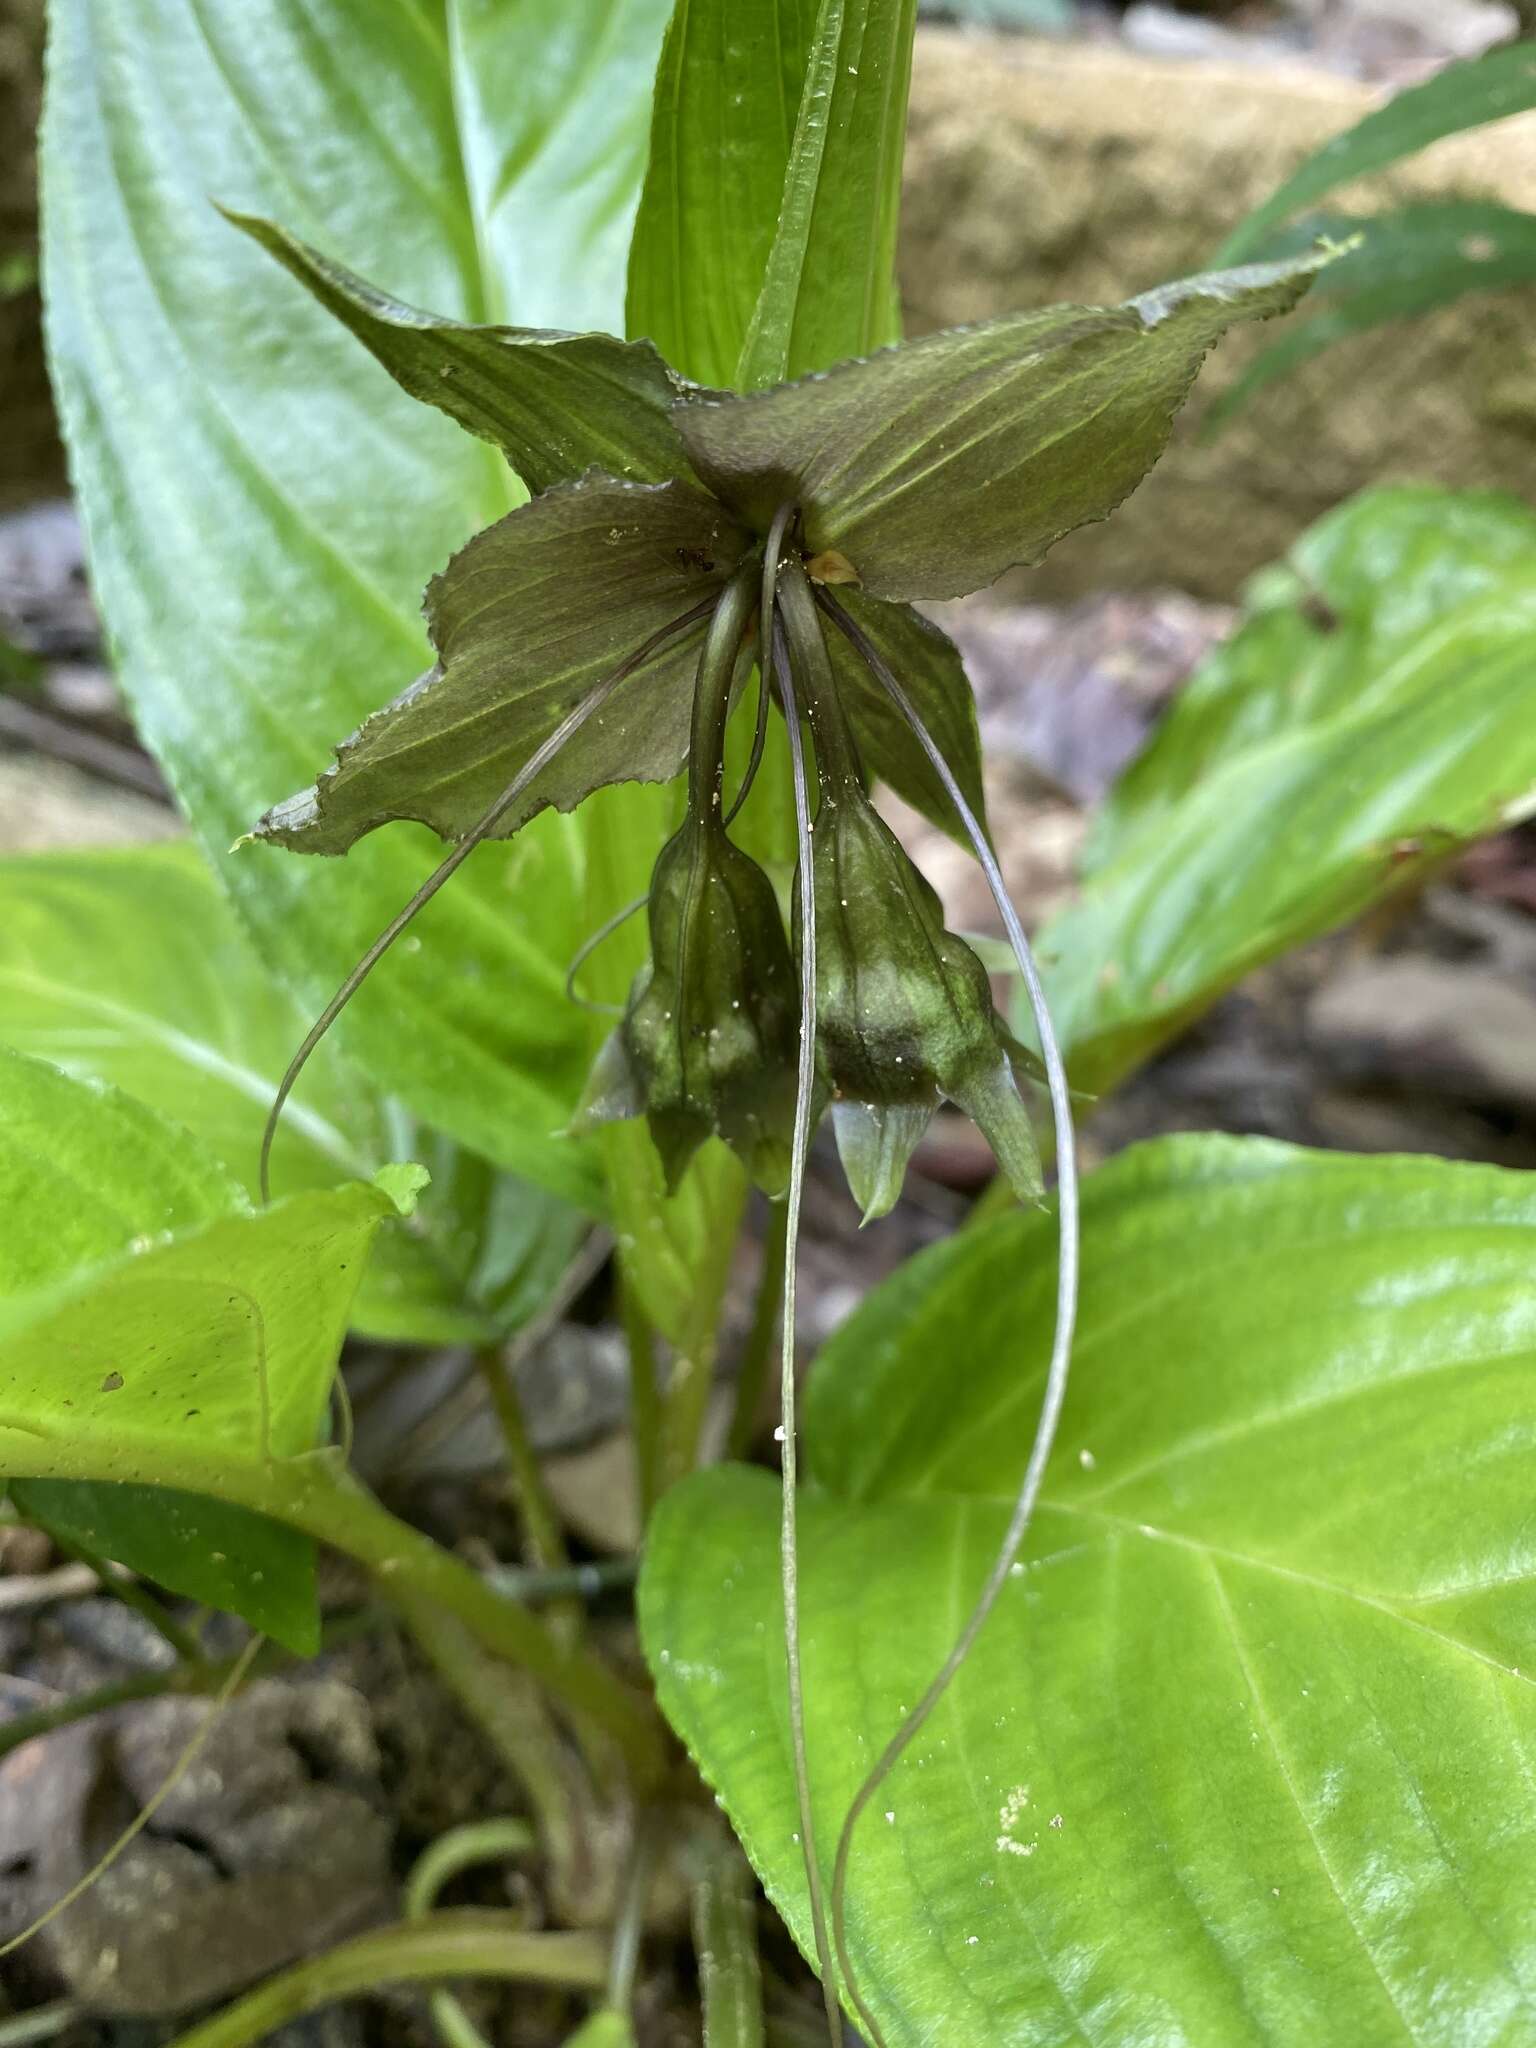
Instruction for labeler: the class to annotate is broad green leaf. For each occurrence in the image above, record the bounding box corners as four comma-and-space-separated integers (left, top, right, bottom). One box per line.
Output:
42, 0, 668, 1209
626, 0, 821, 387
677, 253, 1332, 601
0, 843, 585, 1344
1040, 485, 1536, 1094
254, 476, 745, 854
1218, 39, 1536, 264
0, 1048, 394, 1647
227, 211, 694, 492
1210, 202, 1536, 427
644, 1134, 1536, 2045
736, 0, 917, 390
0, 1043, 237, 1283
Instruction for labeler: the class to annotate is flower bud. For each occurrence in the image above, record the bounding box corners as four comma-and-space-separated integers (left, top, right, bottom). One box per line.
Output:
582, 815, 800, 1192
775, 554, 1041, 1222
811, 783, 1043, 1220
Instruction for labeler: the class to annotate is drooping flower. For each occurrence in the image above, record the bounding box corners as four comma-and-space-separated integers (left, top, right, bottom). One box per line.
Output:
237, 208, 1329, 1207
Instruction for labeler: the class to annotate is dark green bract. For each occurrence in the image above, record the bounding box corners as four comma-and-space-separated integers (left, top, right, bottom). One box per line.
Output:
239, 215, 1329, 1212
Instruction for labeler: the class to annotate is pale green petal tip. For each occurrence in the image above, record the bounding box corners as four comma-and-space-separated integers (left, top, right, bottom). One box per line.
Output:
954, 1058, 1045, 1209
567, 1028, 644, 1137
834, 1097, 934, 1225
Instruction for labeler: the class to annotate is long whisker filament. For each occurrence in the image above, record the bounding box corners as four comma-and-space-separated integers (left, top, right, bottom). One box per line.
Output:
817, 587, 1081, 2048
258, 598, 718, 1204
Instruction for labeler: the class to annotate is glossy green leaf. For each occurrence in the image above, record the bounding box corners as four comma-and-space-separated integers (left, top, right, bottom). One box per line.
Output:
1040, 485, 1536, 1094
0, 843, 585, 1343
626, 0, 821, 387
1210, 202, 1536, 427
677, 253, 1333, 601
1218, 39, 1536, 264
644, 1134, 1536, 2044
0, 1048, 395, 1648
227, 211, 693, 491
42, 0, 668, 1208
736, 0, 917, 389
255, 476, 744, 854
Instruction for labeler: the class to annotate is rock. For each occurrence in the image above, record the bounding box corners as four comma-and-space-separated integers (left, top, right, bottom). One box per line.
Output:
0, 1677, 394, 2016
900, 28, 1536, 600
1309, 955, 1536, 1111
0, 754, 179, 853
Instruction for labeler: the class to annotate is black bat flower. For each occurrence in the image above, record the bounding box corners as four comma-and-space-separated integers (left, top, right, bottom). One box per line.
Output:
237, 210, 1329, 1212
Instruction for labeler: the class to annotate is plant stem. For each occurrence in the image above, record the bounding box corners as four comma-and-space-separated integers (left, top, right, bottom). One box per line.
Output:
819, 592, 1081, 2048
390, 1587, 589, 1906
659, 1320, 722, 1490
0, 1445, 668, 1790
474, 1345, 569, 1574
693, 1829, 766, 2048
619, 1269, 663, 1520
405, 1819, 538, 2048
728, 1201, 789, 1460
768, 587, 843, 2048
483, 1558, 637, 1605
164, 1912, 606, 2048
605, 1809, 657, 2017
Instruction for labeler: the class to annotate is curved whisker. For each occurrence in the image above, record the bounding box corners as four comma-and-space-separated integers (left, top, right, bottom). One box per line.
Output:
817, 588, 1080, 2048
258, 597, 718, 1204
564, 892, 648, 1016
770, 604, 843, 2048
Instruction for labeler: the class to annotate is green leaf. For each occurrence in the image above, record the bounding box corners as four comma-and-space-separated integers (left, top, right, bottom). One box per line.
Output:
1040, 485, 1536, 1094
254, 475, 745, 855
644, 1134, 1536, 2044
1208, 201, 1536, 427
1218, 40, 1536, 264
226, 211, 694, 492
736, 0, 918, 389
0, 1048, 393, 1648
10, 1477, 316, 1649
42, 0, 668, 1209
626, 0, 821, 387
677, 253, 1333, 601
0, 843, 584, 1344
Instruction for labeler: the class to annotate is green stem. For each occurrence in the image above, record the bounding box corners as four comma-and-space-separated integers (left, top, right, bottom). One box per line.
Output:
693, 1829, 766, 2048
405, 1819, 538, 2048
658, 1184, 749, 1489
390, 1588, 588, 1895
474, 1345, 570, 1574
164, 1912, 606, 2048
606, 1811, 657, 2016
728, 1202, 789, 1460
619, 1269, 663, 1521
0, 1442, 667, 1789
